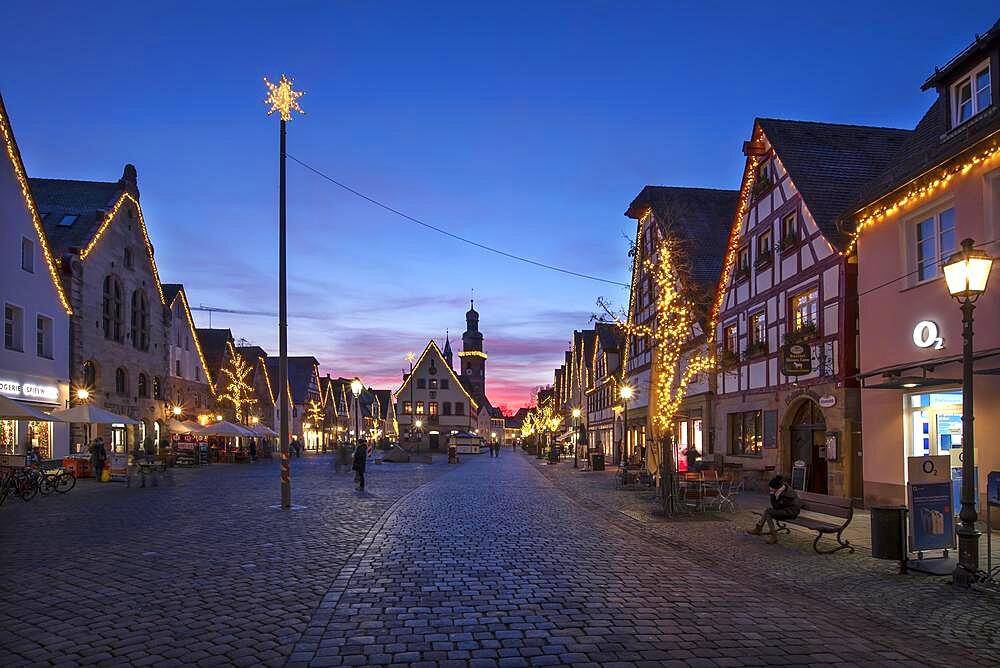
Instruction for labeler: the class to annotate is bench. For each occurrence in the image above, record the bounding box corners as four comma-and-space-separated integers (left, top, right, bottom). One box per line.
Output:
755, 491, 855, 554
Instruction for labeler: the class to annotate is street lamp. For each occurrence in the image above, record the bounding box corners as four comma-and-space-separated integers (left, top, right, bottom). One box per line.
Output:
76, 388, 90, 401
572, 407, 582, 468
619, 385, 633, 466
351, 377, 363, 455
943, 238, 994, 587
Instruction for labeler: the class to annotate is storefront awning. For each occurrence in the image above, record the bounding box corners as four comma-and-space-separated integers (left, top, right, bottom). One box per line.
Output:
857, 346, 1000, 390
0, 394, 61, 421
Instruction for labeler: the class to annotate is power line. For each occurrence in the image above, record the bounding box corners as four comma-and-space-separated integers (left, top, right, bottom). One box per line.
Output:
285, 153, 630, 288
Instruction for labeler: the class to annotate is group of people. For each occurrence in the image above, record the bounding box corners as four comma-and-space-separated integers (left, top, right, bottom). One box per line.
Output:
487, 441, 502, 458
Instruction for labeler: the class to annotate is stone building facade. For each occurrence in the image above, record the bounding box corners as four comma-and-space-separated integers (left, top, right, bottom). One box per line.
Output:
33, 165, 170, 453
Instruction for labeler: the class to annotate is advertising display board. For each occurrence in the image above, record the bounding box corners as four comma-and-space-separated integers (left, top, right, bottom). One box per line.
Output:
907, 455, 954, 552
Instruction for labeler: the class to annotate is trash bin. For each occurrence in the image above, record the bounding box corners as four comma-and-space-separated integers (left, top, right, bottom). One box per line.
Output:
591, 452, 605, 471
871, 505, 908, 562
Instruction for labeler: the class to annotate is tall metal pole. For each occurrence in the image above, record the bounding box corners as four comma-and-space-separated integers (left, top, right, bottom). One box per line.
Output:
410, 360, 417, 454
623, 398, 628, 466
278, 118, 291, 509
955, 299, 980, 585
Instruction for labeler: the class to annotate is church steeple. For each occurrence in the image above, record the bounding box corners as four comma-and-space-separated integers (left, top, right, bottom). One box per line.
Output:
443, 330, 453, 369
460, 298, 486, 400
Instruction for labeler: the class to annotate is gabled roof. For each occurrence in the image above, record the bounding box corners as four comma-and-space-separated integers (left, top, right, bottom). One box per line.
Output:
921, 19, 1000, 91
756, 118, 912, 248
625, 186, 739, 287
372, 389, 393, 419
162, 284, 215, 394
594, 322, 624, 353
196, 328, 234, 383
396, 340, 479, 411
0, 93, 72, 314
266, 356, 321, 405
31, 165, 167, 303
236, 345, 274, 405
580, 330, 597, 370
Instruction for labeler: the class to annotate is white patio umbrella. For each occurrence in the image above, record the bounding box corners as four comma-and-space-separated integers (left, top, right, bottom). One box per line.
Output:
198, 421, 255, 437
166, 418, 195, 434
252, 424, 278, 437
0, 394, 64, 421
48, 404, 139, 425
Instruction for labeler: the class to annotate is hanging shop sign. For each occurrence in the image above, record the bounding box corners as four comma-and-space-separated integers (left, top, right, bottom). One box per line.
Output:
818, 395, 837, 408
781, 343, 812, 377
912, 320, 944, 350
0, 378, 60, 403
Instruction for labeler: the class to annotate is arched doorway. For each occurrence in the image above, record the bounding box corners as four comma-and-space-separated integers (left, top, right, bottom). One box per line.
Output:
789, 400, 827, 494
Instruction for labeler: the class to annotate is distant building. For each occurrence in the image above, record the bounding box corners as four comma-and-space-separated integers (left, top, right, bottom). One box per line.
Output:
162, 284, 212, 419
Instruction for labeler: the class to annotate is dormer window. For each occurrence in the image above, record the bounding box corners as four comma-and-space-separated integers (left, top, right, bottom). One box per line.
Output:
952, 60, 991, 126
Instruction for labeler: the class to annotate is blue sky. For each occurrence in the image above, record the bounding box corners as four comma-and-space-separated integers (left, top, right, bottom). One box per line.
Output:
2, 1, 995, 409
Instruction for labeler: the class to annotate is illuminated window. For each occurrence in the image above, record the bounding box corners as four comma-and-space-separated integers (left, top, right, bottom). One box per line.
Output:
429, 379, 438, 389
416, 401, 425, 415
153, 376, 162, 399
724, 324, 738, 352
429, 402, 438, 416
952, 61, 991, 125
403, 401, 412, 414
790, 288, 819, 333
729, 410, 762, 456
914, 208, 956, 282
749, 311, 766, 346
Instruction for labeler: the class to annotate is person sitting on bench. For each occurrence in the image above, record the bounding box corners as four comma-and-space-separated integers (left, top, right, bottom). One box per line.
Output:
747, 475, 801, 544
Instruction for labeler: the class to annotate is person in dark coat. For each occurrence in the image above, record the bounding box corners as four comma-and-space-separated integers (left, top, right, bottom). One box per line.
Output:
747, 475, 802, 543
352, 440, 367, 492
248, 438, 257, 462
89, 438, 107, 481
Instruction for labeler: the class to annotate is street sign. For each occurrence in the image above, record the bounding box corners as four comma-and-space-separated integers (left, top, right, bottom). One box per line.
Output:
781, 343, 812, 376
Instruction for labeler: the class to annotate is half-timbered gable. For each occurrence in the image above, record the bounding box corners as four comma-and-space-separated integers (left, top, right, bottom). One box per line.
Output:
585, 322, 624, 458
713, 118, 909, 497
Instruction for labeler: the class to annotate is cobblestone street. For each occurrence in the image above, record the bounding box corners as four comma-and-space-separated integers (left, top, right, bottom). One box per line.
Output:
2, 452, 998, 667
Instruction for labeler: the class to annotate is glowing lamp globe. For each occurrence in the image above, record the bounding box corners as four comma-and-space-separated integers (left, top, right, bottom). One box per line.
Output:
572, 408, 581, 419
172, 406, 182, 416
76, 388, 90, 401
619, 386, 634, 400
415, 419, 423, 429
350, 378, 363, 398
943, 239, 994, 301
216, 414, 223, 422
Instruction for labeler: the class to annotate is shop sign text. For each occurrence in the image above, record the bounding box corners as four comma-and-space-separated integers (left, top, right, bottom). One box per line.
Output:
0, 378, 59, 402
912, 321, 944, 350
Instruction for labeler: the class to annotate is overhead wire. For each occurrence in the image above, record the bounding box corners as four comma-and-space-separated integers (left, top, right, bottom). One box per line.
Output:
285, 153, 630, 288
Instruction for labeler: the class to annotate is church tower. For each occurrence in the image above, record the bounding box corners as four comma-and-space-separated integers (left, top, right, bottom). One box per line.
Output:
460, 300, 486, 399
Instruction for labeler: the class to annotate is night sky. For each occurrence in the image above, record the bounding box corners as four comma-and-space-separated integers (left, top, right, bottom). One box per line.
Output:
2, 2, 994, 410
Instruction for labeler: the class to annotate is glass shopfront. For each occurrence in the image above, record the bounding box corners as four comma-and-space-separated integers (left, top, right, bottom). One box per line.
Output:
905, 390, 962, 461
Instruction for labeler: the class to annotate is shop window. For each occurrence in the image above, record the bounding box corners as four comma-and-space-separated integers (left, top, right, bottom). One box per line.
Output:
138, 373, 148, 398
416, 401, 425, 415
913, 207, 956, 283
789, 287, 819, 334
429, 402, 438, 416
152, 376, 162, 399
103, 275, 123, 342
36, 315, 53, 359
403, 401, 412, 415
4, 304, 24, 352
455, 402, 464, 416
21, 237, 34, 273
728, 410, 762, 456
115, 367, 128, 395
131, 290, 150, 351
442, 402, 452, 416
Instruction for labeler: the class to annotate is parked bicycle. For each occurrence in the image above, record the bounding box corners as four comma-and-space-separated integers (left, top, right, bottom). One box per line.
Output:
0, 467, 38, 505
32, 465, 76, 495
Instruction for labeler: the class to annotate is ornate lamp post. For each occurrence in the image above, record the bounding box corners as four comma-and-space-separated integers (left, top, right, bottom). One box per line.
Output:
572, 407, 581, 468
619, 385, 633, 466
942, 238, 994, 587
264, 74, 304, 510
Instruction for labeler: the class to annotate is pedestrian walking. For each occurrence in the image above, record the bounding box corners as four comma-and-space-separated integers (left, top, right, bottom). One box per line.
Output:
747, 475, 802, 544
352, 440, 367, 492
290, 435, 301, 458
249, 438, 257, 462
90, 437, 107, 482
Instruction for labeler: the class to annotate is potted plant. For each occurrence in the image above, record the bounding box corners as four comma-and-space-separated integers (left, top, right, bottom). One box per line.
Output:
784, 321, 818, 344
718, 349, 741, 369
779, 232, 798, 252
734, 264, 751, 282
751, 172, 773, 200
744, 340, 769, 359
754, 249, 773, 269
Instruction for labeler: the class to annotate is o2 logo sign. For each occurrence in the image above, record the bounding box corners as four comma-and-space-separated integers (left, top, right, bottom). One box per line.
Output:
912, 320, 944, 350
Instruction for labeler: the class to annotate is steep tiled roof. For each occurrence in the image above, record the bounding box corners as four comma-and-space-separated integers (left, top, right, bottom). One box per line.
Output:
196, 328, 234, 382
626, 186, 738, 288
756, 118, 912, 247
31, 170, 133, 256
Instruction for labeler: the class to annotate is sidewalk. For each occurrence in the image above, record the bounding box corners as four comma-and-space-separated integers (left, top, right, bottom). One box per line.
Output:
530, 454, 1000, 662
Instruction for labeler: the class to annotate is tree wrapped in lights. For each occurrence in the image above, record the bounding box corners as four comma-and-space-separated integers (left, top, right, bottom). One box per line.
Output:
598, 212, 714, 512
218, 350, 258, 424
306, 399, 325, 446
523, 398, 562, 456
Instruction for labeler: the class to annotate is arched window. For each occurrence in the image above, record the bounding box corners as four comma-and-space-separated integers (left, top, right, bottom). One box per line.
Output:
103, 276, 123, 342
138, 373, 148, 398
152, 376, 162, 399
131, 290, 149, 351
115, 367, 128, 395
82, 360, 96, 388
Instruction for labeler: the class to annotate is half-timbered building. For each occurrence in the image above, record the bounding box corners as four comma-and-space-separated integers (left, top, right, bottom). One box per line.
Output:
713, 119, 909, 498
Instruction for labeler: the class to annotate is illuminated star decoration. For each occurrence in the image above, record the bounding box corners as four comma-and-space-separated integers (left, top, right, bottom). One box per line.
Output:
264, 74, 305, 121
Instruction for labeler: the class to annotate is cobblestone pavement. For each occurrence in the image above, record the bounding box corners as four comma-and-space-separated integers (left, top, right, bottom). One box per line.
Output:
531, 456, 1000, 664
291, 452, 994, 667
0, 455, 449, 667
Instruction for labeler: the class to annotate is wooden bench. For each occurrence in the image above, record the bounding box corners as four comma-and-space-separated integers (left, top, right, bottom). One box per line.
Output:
756, 491, 855, 554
